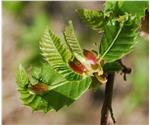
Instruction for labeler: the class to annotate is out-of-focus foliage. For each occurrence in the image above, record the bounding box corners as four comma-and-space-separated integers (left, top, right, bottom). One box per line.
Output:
20, 12, 49, 66
3, 2, 51, 67
124, 36, 148, 112
3, 1, 26, 15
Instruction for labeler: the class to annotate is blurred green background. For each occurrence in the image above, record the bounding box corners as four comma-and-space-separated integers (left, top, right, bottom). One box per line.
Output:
2, 1, 148, 125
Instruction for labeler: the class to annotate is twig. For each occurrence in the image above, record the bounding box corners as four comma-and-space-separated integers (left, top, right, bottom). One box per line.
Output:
100, 73, 115, 125
109, 105, 116, 124
118, 60, 131, 81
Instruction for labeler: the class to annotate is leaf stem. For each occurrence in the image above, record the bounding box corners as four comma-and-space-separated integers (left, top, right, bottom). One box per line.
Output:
100, 73, 115, 125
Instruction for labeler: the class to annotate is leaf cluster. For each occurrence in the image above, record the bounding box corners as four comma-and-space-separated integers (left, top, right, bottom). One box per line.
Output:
16, 1, 148, 112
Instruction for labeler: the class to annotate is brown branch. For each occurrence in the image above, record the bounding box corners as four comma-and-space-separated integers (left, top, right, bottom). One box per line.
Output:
109, 105, 116, 124
118, 60, 131, 81
100, 73, 115, 125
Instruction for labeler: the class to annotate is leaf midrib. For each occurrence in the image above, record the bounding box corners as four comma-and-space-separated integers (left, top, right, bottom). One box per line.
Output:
100, 23, 123, 59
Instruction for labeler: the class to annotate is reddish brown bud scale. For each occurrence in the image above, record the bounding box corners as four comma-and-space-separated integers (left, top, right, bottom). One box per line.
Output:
69, 58, 87, 74
83, 49, 97, 65
31, 83, 48, 94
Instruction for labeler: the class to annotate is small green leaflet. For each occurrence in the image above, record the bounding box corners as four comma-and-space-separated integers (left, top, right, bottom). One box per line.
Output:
16, 64, 92, 112
16, 64, 29, 88
42, 77, 91, 111
63, 20, 84, 56
40, 27, 83, 81
99, 14, 138, 62
78, 9, 104, 32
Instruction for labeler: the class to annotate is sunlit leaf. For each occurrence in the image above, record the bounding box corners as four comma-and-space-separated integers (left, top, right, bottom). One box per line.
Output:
99, 14, 138, 62
16, 64, 92, 112
64, 20, 83, 56
40, 27, 83, 81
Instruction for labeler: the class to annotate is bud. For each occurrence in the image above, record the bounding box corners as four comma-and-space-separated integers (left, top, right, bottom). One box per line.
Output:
31, 83, 48, 94
69, 58, 87, 74
83, 49, 97, 65
69, 50, 105, 83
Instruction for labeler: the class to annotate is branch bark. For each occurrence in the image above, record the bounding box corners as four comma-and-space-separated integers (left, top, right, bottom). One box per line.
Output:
100, 73, 115, 125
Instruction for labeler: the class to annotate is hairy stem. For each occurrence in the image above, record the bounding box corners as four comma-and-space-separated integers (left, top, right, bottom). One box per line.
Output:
100, 73, 115, 125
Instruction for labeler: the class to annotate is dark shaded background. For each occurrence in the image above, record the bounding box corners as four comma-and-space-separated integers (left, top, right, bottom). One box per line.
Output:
2, 1, 148, 125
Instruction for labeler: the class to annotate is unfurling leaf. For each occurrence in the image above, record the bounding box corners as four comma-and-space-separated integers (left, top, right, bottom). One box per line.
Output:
64, 20, 83, 56
40, 27, 83, 81
16, 64, 29, 88
16, 64, 92, 112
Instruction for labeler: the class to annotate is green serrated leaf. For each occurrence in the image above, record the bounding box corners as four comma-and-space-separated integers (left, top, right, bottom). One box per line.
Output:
16, 64, 29, 88
63, 20, 83, 56
39, 64, 59, 84
40, 27, 83, 81
17, 64, 92, 112
78, 9, 104, 32
99, 14, 138, 62
40, 27, 71, 63
42, 77, 92, 111
103, 62, 122, 73
31, 64, 68, 89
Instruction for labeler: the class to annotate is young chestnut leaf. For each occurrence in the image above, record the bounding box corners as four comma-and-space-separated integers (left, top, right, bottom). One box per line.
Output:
99, 14, 138, 62
63, 20, 83, 56
40, 27, 83, 81
16, 64, 92, 112
16, 64, 29, 88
